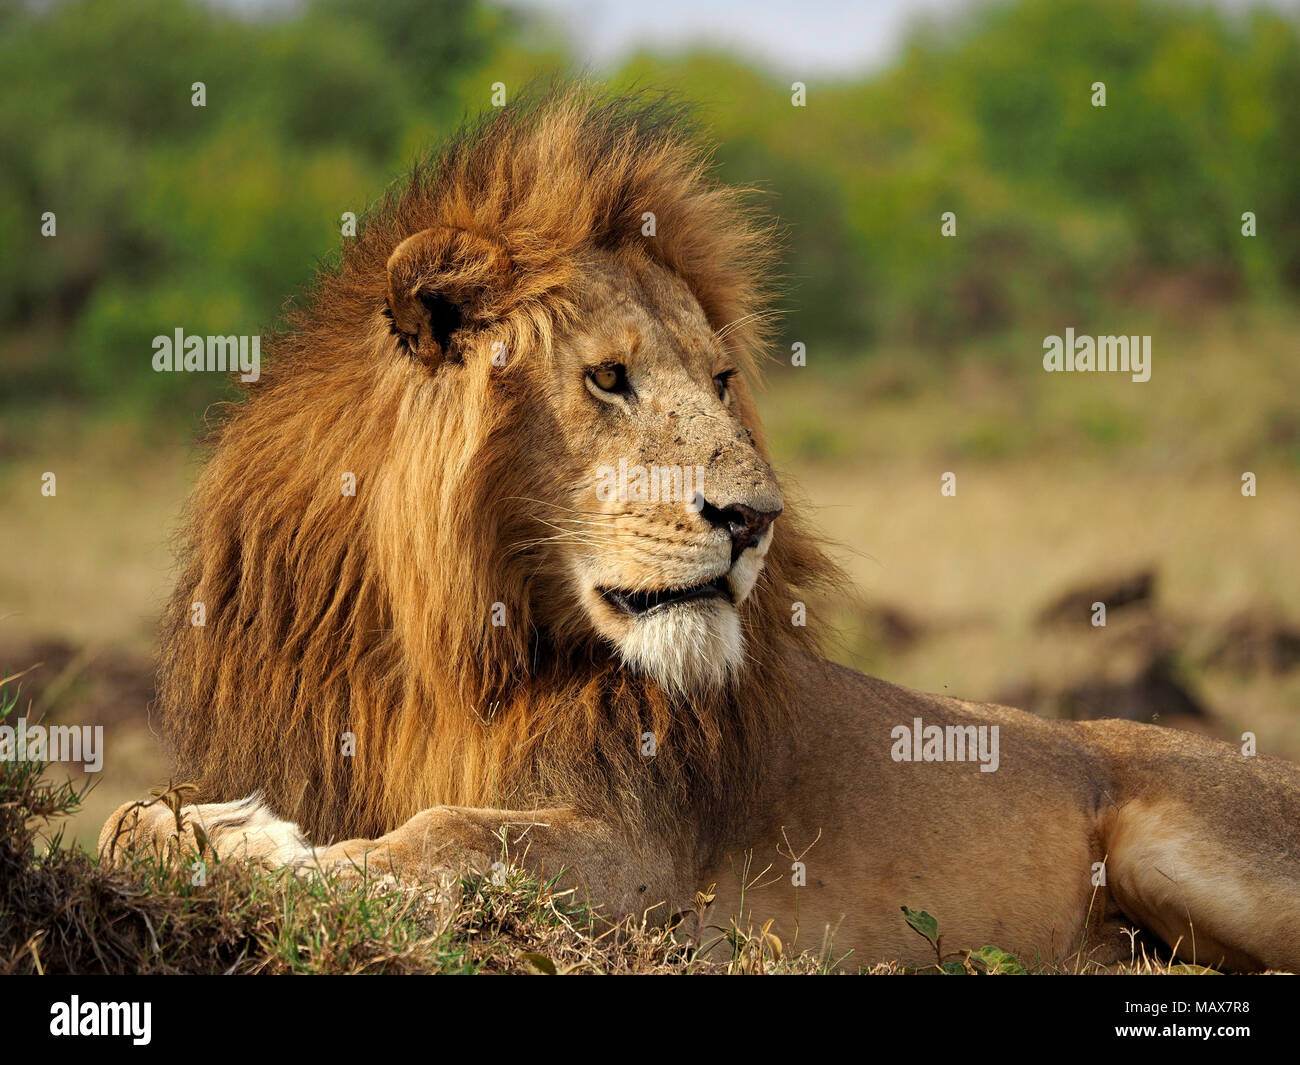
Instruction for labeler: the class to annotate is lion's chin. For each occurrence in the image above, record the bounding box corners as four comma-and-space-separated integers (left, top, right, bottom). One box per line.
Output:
614, 600, 742, 696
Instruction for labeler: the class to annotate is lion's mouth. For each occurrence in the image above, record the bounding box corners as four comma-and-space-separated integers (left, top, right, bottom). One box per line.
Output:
600, 575, 732, 617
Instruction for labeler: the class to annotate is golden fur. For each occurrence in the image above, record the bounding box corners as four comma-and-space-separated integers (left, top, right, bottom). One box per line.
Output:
104, 89, 1300, 972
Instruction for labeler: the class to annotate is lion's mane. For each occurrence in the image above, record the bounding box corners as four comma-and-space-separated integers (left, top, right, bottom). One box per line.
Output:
159, 88, 837, 859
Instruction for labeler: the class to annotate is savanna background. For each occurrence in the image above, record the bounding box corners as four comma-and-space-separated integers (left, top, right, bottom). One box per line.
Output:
2, 0, 1299, 971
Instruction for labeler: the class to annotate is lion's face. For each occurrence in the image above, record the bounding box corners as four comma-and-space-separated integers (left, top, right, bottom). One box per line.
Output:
533, 253, 783, 694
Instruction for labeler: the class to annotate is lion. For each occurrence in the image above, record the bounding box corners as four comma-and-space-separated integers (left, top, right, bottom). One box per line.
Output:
101, 89, 1300, 972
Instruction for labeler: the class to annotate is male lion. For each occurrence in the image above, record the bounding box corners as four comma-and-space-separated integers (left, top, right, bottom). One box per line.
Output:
102, 90, 1300, 972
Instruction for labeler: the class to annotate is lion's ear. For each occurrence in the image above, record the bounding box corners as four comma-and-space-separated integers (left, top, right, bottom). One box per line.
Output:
385, 227, 512, 368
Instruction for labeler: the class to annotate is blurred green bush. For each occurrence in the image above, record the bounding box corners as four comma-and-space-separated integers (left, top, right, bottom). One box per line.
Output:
2, 0, 1296, 420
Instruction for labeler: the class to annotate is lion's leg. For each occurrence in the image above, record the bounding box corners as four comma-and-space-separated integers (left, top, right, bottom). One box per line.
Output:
1079, 719, 1300, 972
1103, 798, 1300, 971
100, 796, 690, 922
310, 805, 690, 920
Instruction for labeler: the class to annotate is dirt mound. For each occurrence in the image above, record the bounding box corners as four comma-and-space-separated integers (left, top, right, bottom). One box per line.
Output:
1006, 578, 1209, 723
1203, 611, 1300, 676
1036, 568, 1156, 628
857, 602, 928, 651
997, 651, 1207, 724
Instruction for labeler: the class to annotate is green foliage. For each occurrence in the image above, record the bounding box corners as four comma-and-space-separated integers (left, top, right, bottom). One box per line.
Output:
902, 905, 940, 948
0, 0, 488, 419
969, 944, 1027, 975
3, 0, 1298, 420
903, 905, 1026, 974
619, 0, 1300, 351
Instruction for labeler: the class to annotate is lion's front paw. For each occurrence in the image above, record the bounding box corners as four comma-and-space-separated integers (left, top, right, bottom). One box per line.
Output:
97, 797, 184, 864
97, 793, 313, 868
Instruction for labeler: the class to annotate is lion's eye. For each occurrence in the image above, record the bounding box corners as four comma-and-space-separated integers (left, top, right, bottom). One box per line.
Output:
588, 363, 629, 394
714, 370, 735, 403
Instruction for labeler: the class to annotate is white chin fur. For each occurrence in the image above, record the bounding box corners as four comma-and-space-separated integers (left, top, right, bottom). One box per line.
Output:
726, 531, 770, 605
616, 600, 742, 696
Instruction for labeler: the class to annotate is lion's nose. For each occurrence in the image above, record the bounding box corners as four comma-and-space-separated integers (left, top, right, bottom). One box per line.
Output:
698, 500, 782, 558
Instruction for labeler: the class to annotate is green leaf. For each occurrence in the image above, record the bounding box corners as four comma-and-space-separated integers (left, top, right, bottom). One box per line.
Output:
517, 952, 556, 975
969, 945, 1026, 975
901, 906, 940, 946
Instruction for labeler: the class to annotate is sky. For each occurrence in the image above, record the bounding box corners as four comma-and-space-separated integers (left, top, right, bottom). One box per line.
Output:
505, 0, 1297, 78
509, 0, 962, 78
